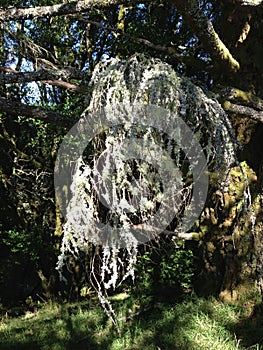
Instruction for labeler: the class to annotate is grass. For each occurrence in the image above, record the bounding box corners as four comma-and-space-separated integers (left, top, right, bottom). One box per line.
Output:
0, 295, 262, 350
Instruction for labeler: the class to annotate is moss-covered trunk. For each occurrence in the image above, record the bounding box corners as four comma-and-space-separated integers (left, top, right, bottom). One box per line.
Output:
194, 120, 263, 301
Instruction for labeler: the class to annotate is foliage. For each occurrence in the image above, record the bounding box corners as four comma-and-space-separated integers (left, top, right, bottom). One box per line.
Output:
159, 241, 195, 290
134, 239, 195, 296
0, 115, 63, 305
0, 229, 41, 260
0, 228, 41, 306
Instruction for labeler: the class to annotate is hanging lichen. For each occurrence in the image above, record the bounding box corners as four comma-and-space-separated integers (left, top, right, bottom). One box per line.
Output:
55, 55, 251, 325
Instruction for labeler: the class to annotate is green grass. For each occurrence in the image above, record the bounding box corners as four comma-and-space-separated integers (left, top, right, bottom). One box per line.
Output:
0, 296, 262, 350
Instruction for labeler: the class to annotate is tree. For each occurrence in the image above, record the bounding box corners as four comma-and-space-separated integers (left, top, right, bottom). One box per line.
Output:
0, 0, 263, 308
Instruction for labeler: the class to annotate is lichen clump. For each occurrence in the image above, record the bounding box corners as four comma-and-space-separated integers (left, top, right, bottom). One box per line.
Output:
56, 55, 241, 323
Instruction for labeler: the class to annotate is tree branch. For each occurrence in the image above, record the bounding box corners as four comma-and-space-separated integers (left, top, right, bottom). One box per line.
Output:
0, 97, 72, 126
223, 100, 263, 123
215, 85, 263, 110
214, 85, 263, 122
0, 66, 90, 84
0, 0, 150, 22
41, 80, 85, 93
0, 0, 239, 75
173, 0, 240, 72
87, 19, 211, 71
0, 66, 90, 93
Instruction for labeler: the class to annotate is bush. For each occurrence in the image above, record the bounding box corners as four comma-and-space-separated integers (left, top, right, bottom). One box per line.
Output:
0, 229, 43, 306
132, 238, 195, 300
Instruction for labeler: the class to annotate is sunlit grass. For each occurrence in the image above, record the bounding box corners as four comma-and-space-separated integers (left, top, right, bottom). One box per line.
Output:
0, 296, 262, 350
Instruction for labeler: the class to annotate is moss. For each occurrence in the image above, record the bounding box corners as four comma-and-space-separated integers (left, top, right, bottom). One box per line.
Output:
222, 100, 232, 110
206, 241, 216, 253
212, 30, 240, 72
193, 160, 260, 295
229, 87, 263, 108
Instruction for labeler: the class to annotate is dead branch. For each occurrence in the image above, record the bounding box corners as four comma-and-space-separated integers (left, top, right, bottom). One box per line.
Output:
0, 66, 90, 84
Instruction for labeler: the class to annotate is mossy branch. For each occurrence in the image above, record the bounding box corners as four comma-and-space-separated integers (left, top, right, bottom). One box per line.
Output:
0, 128, 42, 168
214, 85, 263, 123
222, 101, 263, 123
215, 85, 263, 110
173, 0, 240, 73
234, 0, 263, 6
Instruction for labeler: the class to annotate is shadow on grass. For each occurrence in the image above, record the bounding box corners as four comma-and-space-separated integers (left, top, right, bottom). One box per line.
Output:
116, 295, 263, 350
233, 302, 263, 348
0, 297, 262, 350
0, 302, 114, 350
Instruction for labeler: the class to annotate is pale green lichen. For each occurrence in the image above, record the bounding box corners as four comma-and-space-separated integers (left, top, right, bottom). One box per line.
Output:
57, 55, 247, 324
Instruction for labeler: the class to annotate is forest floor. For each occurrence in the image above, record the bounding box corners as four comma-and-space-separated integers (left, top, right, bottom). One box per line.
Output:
0, 293, 263, 350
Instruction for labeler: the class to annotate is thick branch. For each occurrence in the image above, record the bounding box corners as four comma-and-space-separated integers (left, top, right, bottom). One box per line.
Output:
173, 0, 240, 72
0, 0, 150, 22
0, 66, 90, 84
216, 85, 263, 122
223, 100, 263, 123
41, 80, 86, 93
215, 85, 263, 110
0, 97, 72, 126
0, 66, 90, 93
